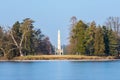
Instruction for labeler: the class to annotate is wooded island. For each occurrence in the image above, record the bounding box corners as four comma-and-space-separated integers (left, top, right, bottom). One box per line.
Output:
0, 16, 120, 60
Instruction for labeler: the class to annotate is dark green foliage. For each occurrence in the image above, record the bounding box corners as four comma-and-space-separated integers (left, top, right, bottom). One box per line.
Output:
68, 18, 119, 56
85, 21, 96, 55
102, 26, 110, 56
72, 20, 87, 55
12, 21, 21, 38
94, 26, 105, 56
108, 29, 118, 55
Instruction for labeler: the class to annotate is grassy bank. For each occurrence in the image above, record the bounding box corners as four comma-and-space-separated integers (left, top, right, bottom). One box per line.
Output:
11, 55, 117, 61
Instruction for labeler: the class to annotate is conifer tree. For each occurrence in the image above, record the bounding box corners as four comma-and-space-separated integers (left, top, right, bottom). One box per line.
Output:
72, 20, 87, 55
68, 16, 77, 54
85, 21, 96, 55
94, 26, 105, 56
108, 29, 118, 55
12, 21, 21, 44
102, 26, 110, 56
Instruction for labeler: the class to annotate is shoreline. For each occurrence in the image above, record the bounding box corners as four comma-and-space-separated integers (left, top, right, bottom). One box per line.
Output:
0, 59, 119, 62
0, 55, 119, 62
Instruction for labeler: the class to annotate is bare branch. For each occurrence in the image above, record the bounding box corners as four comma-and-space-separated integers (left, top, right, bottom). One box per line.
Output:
0, 48, 5, 56
9, 30, 19, 47
7, 48, 17, 54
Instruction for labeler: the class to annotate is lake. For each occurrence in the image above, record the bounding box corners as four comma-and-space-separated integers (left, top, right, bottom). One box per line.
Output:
0, 60, 120, 80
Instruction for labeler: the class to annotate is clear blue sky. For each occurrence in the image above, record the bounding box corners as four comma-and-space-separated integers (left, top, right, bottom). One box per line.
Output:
0, 0, 120, 47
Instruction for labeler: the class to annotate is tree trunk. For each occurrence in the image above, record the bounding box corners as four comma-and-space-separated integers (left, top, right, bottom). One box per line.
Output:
19, 48, 23, 56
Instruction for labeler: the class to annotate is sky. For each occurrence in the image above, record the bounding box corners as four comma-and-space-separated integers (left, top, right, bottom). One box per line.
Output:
0, 0, 120, 47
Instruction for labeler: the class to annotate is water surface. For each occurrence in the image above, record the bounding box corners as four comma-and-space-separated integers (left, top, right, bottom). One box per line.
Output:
0, 60, 120, 80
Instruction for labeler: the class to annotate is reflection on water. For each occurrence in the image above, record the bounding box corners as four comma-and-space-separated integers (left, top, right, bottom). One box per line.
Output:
0, 60, 120, 80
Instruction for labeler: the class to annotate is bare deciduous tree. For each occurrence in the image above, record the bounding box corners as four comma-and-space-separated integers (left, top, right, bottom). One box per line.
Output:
10, 18, 34, 56
68, 16, 78, 54
10, 30, 27, 56
105, 17, 120, 36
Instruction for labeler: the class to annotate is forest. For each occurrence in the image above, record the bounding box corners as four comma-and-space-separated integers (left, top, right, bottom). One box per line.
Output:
67, 16, 120, 56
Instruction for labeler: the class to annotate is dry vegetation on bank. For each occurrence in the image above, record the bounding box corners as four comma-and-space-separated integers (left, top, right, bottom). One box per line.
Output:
10, 55, 117, 61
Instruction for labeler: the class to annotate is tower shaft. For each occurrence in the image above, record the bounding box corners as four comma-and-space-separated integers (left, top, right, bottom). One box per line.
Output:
56, 30, 63, 55
58, 30, 61, 50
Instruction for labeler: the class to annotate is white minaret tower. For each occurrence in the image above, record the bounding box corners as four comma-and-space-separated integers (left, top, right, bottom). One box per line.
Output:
56, 30, 63, 55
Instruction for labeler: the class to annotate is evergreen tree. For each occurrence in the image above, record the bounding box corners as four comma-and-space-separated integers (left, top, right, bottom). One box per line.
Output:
102, 26, 110, 56
85, 21, 96, 55
68, 16, 78, 54
72, 20, 87, 55
12, 21, 21, 39
94, 26, 105, 56
108, 29, 118, 55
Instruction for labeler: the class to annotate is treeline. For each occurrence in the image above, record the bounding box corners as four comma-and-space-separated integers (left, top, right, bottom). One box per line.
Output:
0, 18, 54, 59
67, 16, 120, 56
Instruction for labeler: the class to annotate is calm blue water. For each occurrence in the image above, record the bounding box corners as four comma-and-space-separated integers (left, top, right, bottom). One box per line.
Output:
0, 60, 120, 80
